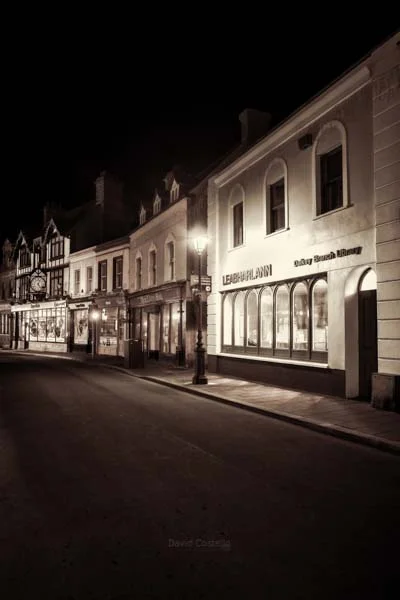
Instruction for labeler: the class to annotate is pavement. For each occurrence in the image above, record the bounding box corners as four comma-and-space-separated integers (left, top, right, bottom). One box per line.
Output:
2, 349, 400, 455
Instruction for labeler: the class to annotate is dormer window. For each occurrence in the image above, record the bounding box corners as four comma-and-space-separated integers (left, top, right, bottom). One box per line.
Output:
139, 206, 146, 225
170, 181, 179, 203
153, 195, 161, 215
50, 236, 64, 260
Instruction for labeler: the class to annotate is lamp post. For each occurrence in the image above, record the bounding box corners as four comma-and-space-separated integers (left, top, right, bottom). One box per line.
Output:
91, 308, 100, 359
192, 235, 208, 385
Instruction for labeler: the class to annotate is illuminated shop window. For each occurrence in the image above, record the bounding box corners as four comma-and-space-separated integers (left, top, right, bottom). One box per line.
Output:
275, 285, 289, 350
312, 279, 328, 352
260, 287, 273, 348
246, 290, 258, 347
292, 282, 309, 351
222, 276, 328, 361
233, 291, 245, 346
223, 294, 233, 345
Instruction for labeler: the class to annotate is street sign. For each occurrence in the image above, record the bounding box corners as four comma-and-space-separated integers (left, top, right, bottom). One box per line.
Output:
190, 275, 211, 288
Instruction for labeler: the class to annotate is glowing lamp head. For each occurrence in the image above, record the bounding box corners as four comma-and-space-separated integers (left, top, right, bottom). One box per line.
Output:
193, 236, 208, 255
91, 309, 100, 321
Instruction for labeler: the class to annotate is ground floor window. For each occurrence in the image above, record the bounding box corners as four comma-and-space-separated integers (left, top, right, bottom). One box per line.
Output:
99, 307, 118, 348
0, 312, 10, 334
131, 302, 184, 355
221, 275, 328, 362
19, 307, 66, 342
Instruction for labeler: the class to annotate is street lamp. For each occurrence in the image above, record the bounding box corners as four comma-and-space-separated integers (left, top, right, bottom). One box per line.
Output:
192, 235, 208, 384
91, 308, 100, 359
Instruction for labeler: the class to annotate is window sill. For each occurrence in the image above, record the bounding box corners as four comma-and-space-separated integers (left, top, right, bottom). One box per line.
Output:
228, 243, 245, 253
219, 351, 329, 368
264, 226, 290, 239
313, 204, 352, 221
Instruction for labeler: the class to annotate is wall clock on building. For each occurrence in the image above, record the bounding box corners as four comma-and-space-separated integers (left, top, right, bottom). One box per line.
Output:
30, 270, 47, 293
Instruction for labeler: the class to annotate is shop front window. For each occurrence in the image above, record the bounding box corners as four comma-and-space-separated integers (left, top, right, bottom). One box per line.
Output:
312, 279, 328, 352
141, 310, 148, 351
223, 294, 233, 346
260, 288, 273, 349
292, 282, 309, 351
275, 285, 289, 350
170, 302, 180, 354
234, 291, 245, 347
99, 307, 118, 348
246, 290, 258, 347
134, 308, 141, 340
162, 304, 170, 352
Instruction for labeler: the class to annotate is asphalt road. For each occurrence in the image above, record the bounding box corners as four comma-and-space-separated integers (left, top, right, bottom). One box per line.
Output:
0, 353, 399, 600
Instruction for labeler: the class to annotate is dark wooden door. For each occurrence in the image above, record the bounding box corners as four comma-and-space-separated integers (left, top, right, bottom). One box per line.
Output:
358, 289, 378, 399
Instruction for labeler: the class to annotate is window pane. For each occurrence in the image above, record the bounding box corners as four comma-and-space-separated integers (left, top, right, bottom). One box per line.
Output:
234, 291, 245, 346
134, 308, 141, 340
223, 294, 233, 345
260, 288, 273, 348
292, 282, 309, 351
275, 286, 289, 349
312, 280, 328, 351
170, 302, 179, 354
246, 290, 258, 346
162, 304, 170, 352
233, 203, 243, 247
320, 146, 343, 214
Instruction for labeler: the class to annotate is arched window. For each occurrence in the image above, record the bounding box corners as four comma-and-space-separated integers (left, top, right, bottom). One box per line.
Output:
229, 184, 245, 248
148, 244, 157, 286
139, 205, 146, 225
313, 120, 348, 216
275, 285, 289, 350
164, 234, 176, 282
233, 291, 245, 346
292, 281, 309, 351
260, 287, 273, 348
135, 251, 142, 290
246, 290, 258, 347
264, 158, 288, 234
312, 279, 328, 352
223, 294, 233, 346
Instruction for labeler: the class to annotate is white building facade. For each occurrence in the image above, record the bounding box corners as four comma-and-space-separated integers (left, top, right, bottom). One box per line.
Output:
207, 33, 399, 403
93, 236, 130, 357
67, 245, 96, 352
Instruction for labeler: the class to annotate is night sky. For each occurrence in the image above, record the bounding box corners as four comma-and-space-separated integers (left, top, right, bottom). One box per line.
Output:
2, 16, 397, 247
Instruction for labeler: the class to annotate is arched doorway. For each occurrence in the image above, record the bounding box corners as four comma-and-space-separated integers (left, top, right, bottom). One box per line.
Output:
358, 269, 378, 399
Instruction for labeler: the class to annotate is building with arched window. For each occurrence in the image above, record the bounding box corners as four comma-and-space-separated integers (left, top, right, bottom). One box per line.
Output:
207, 33, 399, 405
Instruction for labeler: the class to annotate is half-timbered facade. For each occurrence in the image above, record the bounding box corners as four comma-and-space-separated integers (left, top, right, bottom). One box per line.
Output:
10, 219, 70, 352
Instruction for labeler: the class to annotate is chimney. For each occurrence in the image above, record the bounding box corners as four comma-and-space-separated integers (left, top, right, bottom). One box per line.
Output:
239, 109, 272, 145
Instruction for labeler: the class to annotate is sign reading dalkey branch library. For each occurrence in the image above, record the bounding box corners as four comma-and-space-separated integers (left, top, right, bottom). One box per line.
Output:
294, 246, 362, 267
222, 264, 272, 285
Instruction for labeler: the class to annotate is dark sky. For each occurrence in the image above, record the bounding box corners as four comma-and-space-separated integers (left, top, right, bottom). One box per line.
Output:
2, 15, 397, 246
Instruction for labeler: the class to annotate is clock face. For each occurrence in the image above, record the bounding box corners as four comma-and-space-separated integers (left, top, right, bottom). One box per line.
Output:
31, 275, 46, 292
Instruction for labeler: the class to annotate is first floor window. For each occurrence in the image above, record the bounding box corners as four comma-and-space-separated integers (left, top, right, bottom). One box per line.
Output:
233, 202, 243, 247
50, 269, 64, 296
74, 269, 80, 296
319, 146, 343, 215
98, 261, 107, 291
269, 178, 285, 233
136, 257, 142, 290
87, 266, 93, 292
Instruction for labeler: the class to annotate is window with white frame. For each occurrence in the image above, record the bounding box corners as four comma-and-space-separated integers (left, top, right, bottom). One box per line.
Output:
170, 181, 179, 203
135, 255, 142, 290
86, 266, 93, 293
149, 248, 157, 286
153, 195, 161, 215
113, 256, 123, 289
313, 120, 348, 217
229, 184, 245, 248
265, 158, 288, 235
165, 239, 175, 281
98, 261, 107, 291
74, 269, 81, 295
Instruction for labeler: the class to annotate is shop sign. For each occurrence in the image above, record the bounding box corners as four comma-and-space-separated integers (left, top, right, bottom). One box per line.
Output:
222, 265, 272, 286
12, 299, 67, 312
69, 302, 91, 310
294, 246, 362, 267
134, 292, 163, 306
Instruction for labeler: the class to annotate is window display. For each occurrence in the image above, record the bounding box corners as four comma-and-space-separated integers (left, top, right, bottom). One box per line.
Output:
246, 290, 258, 346
312, 279, 328, 351
292, 282, 308, 351
275, 285, 289, 349
234, 291, 245, 346
260, 288, 273, 348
